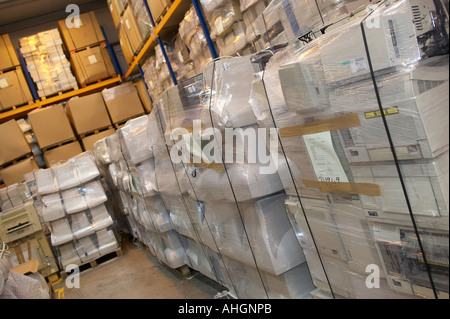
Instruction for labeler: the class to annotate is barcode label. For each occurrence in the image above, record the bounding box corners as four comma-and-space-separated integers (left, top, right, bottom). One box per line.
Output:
350, 57, 367, 73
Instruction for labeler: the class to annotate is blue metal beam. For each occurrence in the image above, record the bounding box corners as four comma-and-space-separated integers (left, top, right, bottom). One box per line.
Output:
191, 0, 218, 59
16, 48, 39, 101
142, 0, 178, 86
100, 25, 123, 80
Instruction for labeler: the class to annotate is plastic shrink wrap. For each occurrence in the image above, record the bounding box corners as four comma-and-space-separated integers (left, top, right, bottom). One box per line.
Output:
249, 0, 449, 299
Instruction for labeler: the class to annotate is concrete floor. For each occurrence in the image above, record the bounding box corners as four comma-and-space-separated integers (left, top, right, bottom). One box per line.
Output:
56, 234, 226, 299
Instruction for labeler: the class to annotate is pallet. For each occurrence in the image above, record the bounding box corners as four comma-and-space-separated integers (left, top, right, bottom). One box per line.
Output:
59, 247, 123, 279
41, 137, 78, 153
113, 114, 146, 129
0, 65, 22, 75
39, 86, 79, 102
0, 152, 33, 170
80, 74, 117, 89
69, 41, 107, 55
0, 99, 35, 115
79, 125, 114, 139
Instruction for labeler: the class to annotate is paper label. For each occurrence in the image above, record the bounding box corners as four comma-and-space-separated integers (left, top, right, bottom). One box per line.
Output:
88, 55, 98, 64
350, 57, 367, 73
303, 131, 349, 183
215, 16, 224, 35
0, 79, 8, 89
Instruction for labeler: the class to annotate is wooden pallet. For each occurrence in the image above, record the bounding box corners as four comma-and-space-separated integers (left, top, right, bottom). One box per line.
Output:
0, 65, 22, 75
80, 74, 117, 89
41, 137, 78, 153
113, 114, 146, 129
39, 86, 79, 101
79, 125, 114, 140
0, 99, 35, 115
59, 247, 123, 279
69, 41, 107, 55
0, 152, 33, 170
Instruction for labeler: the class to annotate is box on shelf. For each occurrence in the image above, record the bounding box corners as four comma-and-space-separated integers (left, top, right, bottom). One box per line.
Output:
0, 120, 32, 166
28, 104, 76, 150
134, 78, 152, 113
19, 29, 78, 98
81, 128, 116, 152
58, 11, 105, 53
70, 45, 116, 86
101, 82, 145, 124
43, 141, 83, 167
119, 25, 135, 65
0, 157, 39, 186
0, 34, 20, 71
107, 0, 123, 28
0, 68, 33, 111
122, 6, 144, 53
148, 0, 172, 23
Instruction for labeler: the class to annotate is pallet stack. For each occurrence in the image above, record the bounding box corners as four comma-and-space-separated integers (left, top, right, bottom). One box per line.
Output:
0, 119, 39, 186
58, 11, 116, 88
34, 152, 121, 274
27, 104, 82, 167
0, 34, 34, 114
101, 82, 146, 129
19, 29, 78, 99
65, 93, 116, 152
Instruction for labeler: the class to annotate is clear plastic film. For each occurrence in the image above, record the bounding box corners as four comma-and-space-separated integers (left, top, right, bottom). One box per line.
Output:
250, 0, 449, 299
118, 115, 154, 165
55, 226, 119, 268
201, 0, 243, 39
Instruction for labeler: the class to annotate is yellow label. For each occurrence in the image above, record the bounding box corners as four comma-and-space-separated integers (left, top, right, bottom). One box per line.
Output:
364, 107, 399, 119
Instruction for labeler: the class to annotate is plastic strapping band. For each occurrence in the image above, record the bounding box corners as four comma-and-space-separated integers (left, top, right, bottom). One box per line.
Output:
206, 59, 270, 299
360, 0, 438, 299
258, 58, 336, 299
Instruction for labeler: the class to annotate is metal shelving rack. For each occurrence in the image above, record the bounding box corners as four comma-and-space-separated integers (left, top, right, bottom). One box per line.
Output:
0, 0, 217, 124
122, 0, 218, 83
0, 28, 123, 124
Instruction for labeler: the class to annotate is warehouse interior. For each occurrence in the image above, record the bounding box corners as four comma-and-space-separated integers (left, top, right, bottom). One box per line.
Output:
0, 0, 449, 301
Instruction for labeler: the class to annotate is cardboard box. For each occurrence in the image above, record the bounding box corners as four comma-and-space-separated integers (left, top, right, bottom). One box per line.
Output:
70, 45, 116, 86
81, 128, 116, 152
0, 120, 32, 166
0, 68, 33, 111
65, 92, 112, 135
119, 25, 135, 65
28, 104, 76, 149
0, 157, 39, 186
58, 11, 104, 52
122, 6, 144, 53
134, 79, 152, 113
0, 34, 20, 71
101, 82, 145, 124
107, 0, 121, 28
43, 141, 83, 167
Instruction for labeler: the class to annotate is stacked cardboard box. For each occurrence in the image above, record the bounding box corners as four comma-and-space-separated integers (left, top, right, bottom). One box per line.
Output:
19, 29, 77, 98
65, 92, 115, 152
28, 104, 82, 167
0, 120, 39, 186
101, 82, 145, 126
58, 11, 116, 87
0, 34, 33, 112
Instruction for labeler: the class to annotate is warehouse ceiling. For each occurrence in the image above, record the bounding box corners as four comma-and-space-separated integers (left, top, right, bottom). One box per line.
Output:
0, 0, 106, 33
